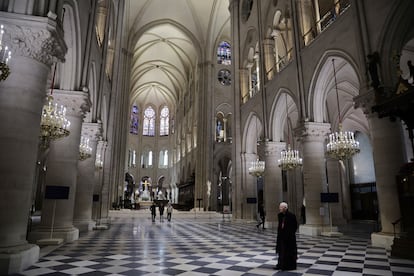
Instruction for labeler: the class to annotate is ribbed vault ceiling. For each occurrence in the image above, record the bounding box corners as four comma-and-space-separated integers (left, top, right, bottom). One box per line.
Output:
126, 0, 230, 108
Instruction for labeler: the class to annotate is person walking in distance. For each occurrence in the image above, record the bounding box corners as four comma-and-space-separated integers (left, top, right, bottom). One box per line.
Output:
150, 202, 156, 222
159, 204, 165, 222
167, 203, 173, 222
256, 203, 266, 229
275, 202, 298, 271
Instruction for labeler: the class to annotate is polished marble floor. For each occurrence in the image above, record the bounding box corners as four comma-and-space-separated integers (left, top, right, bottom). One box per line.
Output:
16, 211, 414, 275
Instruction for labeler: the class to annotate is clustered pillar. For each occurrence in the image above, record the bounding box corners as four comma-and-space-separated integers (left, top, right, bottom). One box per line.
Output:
0, 16, 66, 274
28, 90, 90, 243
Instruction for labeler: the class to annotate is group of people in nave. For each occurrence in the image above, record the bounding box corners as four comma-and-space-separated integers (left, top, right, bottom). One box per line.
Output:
149, 199, 297, 271
150, 202, 173, 222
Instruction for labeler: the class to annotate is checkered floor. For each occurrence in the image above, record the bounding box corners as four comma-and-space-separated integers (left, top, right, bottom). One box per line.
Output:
16, 212, 414, 275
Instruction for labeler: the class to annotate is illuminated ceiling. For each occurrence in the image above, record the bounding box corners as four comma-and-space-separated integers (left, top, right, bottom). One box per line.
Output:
126, 0, 231, 109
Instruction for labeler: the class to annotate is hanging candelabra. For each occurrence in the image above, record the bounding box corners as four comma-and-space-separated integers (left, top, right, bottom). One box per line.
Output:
278, 94, 303, 170
0, 24, 12, 82
79, 136, 92, 161
278, 147, 303, 170
249, 159, 266, 177
95, 153, 104, 169
326, 59, 360, 160
249, 118, 266, 177
39, 63, 71, 148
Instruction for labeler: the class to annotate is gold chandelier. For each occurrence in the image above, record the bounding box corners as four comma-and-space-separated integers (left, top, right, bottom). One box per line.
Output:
248, 159, 265, 177
95, 153, 104, 169
0, 24, 12, 82
39, 64, 70, 148
79, 136, 92, 161
278, 146, 303, 170
278, 94, 303, 170
326, 59, 360, 160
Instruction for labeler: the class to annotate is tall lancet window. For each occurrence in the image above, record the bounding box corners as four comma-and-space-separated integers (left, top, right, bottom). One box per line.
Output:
130, 105, 139, 134
160, 106, 169, 136
217, 41, 232, 65
143, 106, 156, 136
159, 150, 169, 168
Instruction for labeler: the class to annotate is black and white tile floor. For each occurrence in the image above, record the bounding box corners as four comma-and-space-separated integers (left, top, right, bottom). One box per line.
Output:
16, 212, 414, 275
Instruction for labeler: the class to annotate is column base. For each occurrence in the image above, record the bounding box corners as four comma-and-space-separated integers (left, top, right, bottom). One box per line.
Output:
321, 231, 343, 237
28, 227, 79, 244
0, 243, 39, 275
73, 219, 95, 233
93, 224, 109, 230
299, 224, 339, 236
371, 232, 395, 250
96, 217, 111, 225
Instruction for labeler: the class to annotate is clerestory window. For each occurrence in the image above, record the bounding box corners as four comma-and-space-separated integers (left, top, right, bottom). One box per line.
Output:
143, 106, 156, 136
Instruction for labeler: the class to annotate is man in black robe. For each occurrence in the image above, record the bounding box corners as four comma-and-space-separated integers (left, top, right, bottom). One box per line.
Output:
275, 202, 298, 270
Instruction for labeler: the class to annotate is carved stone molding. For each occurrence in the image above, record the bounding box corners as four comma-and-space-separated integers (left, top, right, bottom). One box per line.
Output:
0, 13, 66, 66
52, 89, 91, 118
354, 89, 376, 115
295, 121, 331, 142
258, 141, 286, 157
81, 122, 103, 141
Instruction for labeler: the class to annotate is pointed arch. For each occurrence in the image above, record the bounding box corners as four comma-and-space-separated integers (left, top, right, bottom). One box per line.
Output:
242, 113, 263, 154
58, 1, 82, 90
269, 88, 299, 142
308, 51, 361, 123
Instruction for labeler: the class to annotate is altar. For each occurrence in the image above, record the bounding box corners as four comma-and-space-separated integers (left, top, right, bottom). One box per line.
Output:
138, 180, 153, 209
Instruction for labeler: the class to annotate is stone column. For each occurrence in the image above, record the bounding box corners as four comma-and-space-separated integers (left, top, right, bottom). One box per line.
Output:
239, 68, 249, 103
254, 52, 260, 92
73, 123, 101, 232
223, 118, 228, 142
0, 14, 66, 274
299, 0, 315, 45
325, 159, 348, 224
94, 140, 110, 225
28, 89, 90, 243
261, 141, 285, 228
271, 30, 280, 73
355, 91, 403, 249
296, 122, 332, 236
246, 63, 254, 98
313, 0, 321, 34
242, 152, 259, 220
263, 38, 275, 80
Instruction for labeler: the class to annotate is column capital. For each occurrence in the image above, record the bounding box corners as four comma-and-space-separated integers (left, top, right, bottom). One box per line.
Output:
1, 12, 67, 66
295, 121, 331, 142
81, 122, 103, 141
53, 89, 91, 118
258, 141, 286, 157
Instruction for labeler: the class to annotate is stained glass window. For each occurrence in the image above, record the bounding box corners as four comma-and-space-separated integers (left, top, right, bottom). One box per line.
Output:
130, 105, 139, 134
217, 41, 231, 65
160, 106, 169, 136
143, 106, 156, 136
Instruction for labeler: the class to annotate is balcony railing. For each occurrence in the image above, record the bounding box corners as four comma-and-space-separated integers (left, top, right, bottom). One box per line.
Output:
303, 0, 351, 45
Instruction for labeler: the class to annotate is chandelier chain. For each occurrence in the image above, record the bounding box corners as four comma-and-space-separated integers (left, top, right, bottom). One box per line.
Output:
326, 58, 360, 160
39, 62, 71, 148
332, 59, 341, 124
278, 94, 302, 170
